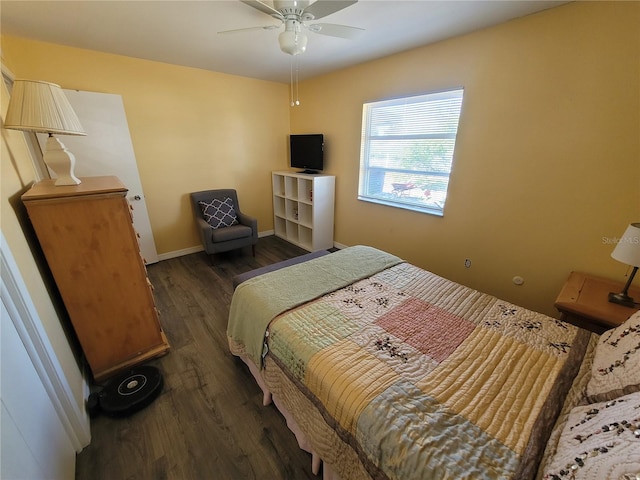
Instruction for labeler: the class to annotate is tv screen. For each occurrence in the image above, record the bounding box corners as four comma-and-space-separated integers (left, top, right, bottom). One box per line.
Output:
290, 134, 324, 173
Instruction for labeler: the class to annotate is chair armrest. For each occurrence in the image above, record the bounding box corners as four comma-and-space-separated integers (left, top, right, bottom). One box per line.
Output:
195, 216, 214, 249
237, 212, 258, 243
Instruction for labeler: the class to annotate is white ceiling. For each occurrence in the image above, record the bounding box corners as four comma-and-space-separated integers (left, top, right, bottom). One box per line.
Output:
1, 0, 569, 83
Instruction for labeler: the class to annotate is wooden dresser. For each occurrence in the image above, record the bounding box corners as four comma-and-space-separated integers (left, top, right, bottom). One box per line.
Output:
22, 176, 169, 382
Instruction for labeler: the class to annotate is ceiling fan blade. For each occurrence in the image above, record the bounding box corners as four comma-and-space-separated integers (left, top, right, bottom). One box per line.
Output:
240, 0, 283, 19
308, 23, 364, 39
303, 0, 358, 20
218, 25, 280, 34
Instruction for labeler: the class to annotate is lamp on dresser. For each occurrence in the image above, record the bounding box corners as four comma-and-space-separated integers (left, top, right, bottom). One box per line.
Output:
4, 79, 86, 185
608, 222, 640, 307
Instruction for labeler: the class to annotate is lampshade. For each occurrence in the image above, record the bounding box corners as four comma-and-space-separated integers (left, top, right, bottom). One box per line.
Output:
4, 79, 85, 136
611, 223, 640, 267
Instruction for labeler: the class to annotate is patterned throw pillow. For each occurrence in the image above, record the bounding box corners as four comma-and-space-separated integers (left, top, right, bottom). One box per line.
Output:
542, 390, 640, 480
199, 197, 239, 229
586, 310, 640, 403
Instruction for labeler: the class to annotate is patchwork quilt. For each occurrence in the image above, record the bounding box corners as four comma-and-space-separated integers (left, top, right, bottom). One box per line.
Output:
229, 248, 591, 480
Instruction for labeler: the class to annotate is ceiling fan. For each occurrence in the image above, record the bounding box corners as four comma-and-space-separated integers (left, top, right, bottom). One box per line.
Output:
220, 0, 364, 55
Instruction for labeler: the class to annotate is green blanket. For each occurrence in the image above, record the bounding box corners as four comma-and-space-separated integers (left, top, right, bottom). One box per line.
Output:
227, 245, 403, 367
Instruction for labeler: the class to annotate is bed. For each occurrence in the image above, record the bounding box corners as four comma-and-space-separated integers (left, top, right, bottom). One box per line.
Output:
227, 245, 640, 480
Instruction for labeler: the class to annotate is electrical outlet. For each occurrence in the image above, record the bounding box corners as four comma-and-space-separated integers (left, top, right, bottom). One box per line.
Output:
464, 259, 472, 268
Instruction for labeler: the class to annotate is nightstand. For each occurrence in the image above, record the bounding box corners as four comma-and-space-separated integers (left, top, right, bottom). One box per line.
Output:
554, 271, 640, 334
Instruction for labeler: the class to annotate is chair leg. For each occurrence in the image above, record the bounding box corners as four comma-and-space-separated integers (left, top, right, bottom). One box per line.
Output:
208, 254, 215, 265
252, 244, 256, 257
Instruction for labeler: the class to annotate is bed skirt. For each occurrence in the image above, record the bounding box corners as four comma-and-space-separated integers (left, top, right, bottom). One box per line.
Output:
236, 350, 341, 480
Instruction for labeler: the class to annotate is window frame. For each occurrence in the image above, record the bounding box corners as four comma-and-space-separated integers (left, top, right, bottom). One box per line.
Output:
358, 88, 464, 217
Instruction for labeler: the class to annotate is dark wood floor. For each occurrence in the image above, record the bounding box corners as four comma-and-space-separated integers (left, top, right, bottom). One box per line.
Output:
75, 236, 317, 480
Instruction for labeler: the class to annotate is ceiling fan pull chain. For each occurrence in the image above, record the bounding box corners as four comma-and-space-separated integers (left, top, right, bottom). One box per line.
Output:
295, 57, 300, 106
289, 56, 301, 107
290, 59, 295, 107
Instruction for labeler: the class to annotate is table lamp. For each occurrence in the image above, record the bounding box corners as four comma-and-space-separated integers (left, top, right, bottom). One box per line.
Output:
4, 79, 86, 185
608, 222, 640, 307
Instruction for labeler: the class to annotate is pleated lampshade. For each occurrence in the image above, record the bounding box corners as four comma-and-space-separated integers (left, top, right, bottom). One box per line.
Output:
5, 79, 85, 136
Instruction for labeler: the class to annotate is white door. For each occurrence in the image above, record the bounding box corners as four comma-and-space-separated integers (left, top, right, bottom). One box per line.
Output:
1, 302, 77, 479
38, 90, 159, 264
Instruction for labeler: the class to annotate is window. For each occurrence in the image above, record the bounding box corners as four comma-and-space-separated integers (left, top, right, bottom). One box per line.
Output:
358, 88, 464, 216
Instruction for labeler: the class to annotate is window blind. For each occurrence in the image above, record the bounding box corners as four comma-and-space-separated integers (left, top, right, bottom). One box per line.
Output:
358, 88, 464, 216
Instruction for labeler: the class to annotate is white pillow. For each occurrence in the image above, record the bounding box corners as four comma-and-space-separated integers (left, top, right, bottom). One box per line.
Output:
586, 310, 640, 403
543, 390, 640, 480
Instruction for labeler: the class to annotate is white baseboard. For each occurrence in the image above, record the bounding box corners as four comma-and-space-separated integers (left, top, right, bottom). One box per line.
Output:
156, 245, 203, 261
156, 230, 275, 262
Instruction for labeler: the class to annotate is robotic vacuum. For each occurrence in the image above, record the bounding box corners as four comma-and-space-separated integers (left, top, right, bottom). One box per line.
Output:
89, 365, 163, 417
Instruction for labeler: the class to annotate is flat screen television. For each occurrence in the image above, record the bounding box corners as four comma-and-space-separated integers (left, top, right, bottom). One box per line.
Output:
290, 134, 324, 173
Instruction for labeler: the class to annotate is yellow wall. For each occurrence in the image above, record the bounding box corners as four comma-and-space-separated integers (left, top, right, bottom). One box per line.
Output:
1, 36, 290, 255
291, 1, 640, 316
2, 1, 639, 318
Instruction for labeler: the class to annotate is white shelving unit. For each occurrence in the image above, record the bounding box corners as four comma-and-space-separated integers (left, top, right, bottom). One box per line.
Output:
272, 171, 335, 251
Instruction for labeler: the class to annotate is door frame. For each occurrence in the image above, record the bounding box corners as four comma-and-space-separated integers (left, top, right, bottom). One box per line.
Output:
1, 232, 91, 452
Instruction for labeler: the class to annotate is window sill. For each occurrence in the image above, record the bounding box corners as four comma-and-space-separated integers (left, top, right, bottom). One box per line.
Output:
357, 195, 444, 217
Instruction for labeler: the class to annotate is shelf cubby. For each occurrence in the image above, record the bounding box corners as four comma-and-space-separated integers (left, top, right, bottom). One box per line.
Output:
273, 196, 286, 218
284, 176, 298, 200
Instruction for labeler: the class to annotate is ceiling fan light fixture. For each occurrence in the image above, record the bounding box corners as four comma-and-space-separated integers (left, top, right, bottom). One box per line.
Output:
278, 30, 307, 55
235, 0, 362, 56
